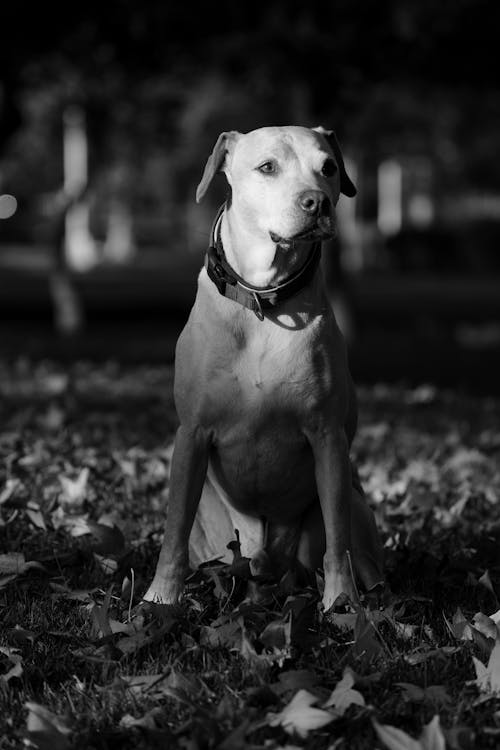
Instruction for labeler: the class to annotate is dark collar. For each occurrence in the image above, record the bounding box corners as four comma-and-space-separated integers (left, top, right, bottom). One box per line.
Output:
204, 205, 322, 320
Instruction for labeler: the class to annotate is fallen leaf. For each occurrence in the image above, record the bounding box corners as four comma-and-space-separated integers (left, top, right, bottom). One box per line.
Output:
396, 683, 426, 703
419, 715, 447, 750
2, 659, 23, 682
260, 612, 292, 651
207, 569, 230, 600
93, 554, 119, 575
165, 669, 200, 697
119, 673, 167, 697
25, 501, 47, 531
116, 618, 176, 655
0, 646, 23, 683
471, 630, 500, 696
396, 683, 451, 708
473, 612, 499, 641
444, 608, 492, 658
59, 467, 89, 510
267, 689, 334, 738
238, 626, 275, 667
322, 668, 365, 715
88, 521, 126, 555
0, 479, 21, 505
445, 607, 474, 641
352, 610, 385, 661
200, 621, 242, 649
24, 701, 72, 750
119, 670, 199, 702
404, 646, 460, 666
328, 611, 358, 630
373, 714, 445, 750
444, 724, 476, 750
491, 609, 500, 625
120, 707, 166, 730
393, 621, 420, 641
0, 552, 45, 576
91, 587, 114, 638
50, 582, 96, 603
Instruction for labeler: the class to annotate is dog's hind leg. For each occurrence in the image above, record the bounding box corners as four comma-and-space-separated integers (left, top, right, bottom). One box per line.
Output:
189, 475, 264, 567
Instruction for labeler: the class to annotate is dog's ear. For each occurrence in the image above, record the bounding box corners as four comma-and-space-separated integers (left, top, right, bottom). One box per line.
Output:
313, 126, 357, 198
196, 131, 240, 203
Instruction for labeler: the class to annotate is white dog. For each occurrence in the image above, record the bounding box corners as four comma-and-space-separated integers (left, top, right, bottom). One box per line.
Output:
144, 126, 384, 613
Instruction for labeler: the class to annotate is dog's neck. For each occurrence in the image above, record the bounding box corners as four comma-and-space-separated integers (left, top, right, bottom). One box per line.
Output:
220, 207, 315, 289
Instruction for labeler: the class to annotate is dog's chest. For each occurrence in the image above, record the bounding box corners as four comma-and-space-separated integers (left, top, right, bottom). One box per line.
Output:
206, 320, 332, 420
197, 321, 336, 509
234, 330, 290, 391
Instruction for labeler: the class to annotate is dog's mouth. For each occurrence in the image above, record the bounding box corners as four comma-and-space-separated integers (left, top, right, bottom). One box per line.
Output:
269, 219, 335, 247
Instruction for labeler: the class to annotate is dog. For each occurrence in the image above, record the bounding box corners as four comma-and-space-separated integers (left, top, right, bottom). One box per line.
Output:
144, 126, 384, 613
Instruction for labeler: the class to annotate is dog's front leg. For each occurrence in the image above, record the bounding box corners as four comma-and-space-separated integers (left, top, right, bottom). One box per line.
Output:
143, 424, 210, 604
306, 425, 357, 612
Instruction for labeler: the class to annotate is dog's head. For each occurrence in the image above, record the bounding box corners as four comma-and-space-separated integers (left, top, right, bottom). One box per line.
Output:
196, 125, 356, 250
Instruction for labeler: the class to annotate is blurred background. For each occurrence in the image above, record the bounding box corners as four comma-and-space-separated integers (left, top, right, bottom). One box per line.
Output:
1, 0, 500, 391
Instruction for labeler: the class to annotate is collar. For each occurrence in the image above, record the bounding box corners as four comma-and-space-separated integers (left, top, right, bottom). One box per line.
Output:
204, 205, 322, 320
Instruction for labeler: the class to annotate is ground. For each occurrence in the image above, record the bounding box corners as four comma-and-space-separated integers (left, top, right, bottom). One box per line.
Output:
0, 360, 500, 749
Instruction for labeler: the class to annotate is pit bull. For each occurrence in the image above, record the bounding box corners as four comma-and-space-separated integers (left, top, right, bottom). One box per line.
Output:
144, 125, 384, 612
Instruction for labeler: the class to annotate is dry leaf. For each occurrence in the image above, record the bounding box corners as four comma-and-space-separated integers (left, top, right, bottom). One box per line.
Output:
267, 689, 334, 738
0, 646, 23, 683
491, 609, 500, 625
471, 631, 500, 696
472, 612, 499, 641
0, 479, 21, 505
24, 701, 72, 750
352, 610, 385, 661
120, 707, 165, 729
444, 608, 473, 641
91, 587, 114, 638
59, 467, 89, 509
260, 612, 292, 651
322, 668, 365, 715
373, 714, 445, 750
0, 552, 44, 576
396, 683, 451, 708
26, 502, 47, 531
93, 554, 119, 575
404, 645, 460, 666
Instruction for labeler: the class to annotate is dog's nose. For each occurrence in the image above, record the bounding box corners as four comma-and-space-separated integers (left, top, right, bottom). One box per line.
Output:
298, 190, 328, 216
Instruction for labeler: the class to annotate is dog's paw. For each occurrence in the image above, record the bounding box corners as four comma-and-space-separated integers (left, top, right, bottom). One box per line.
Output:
322, 591, 357, 619
142, 577, 182, 606
322, 572, 359, 612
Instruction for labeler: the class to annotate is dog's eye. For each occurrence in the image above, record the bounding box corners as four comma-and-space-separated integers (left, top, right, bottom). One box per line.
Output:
321, 158, 337, 178
257, 161, 276, 174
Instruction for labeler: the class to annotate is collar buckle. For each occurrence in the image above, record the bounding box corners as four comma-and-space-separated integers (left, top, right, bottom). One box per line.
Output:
252, 292, 265, 321
207, 250, 229, 294
212, 263, 226, 293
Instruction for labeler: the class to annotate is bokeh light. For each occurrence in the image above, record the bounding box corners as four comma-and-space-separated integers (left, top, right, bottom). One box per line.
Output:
0, 194, 18, 220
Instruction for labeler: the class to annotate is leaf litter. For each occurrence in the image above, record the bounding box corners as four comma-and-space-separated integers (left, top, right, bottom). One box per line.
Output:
0, 363, 499, 747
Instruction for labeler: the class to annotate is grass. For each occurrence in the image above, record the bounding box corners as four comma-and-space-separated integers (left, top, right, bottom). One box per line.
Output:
0, 361, 500, 748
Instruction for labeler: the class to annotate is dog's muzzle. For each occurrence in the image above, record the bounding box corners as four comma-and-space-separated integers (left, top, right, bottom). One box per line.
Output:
269, 216, 335, 247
